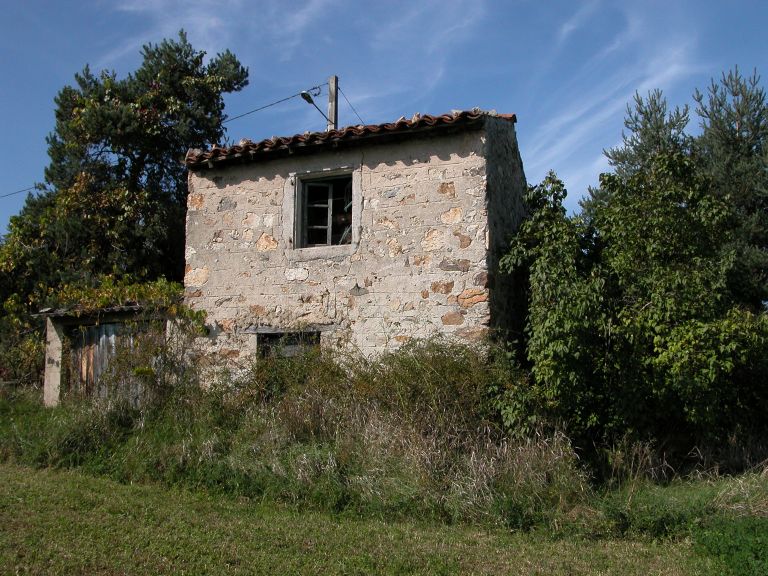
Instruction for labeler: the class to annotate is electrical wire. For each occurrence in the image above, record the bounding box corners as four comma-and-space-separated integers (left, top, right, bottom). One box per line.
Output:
224, 83, 327, 124
0, 186, 37, 199
338, 85, 365, 125
3, 82, 339, 203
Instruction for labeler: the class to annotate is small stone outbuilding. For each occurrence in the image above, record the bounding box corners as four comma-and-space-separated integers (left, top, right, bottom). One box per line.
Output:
183, 109, 526, 360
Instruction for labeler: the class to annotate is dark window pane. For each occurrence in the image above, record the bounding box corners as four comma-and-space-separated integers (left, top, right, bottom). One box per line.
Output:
307, 228, 327, 245
331, 210, 352, 244
258, 331, 320, 357
299, 176, 352, 247
307, 206, 328, 226
306, 184, 329, 205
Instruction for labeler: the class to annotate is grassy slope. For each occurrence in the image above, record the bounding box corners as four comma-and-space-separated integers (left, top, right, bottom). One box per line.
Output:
0, 464, 710, 576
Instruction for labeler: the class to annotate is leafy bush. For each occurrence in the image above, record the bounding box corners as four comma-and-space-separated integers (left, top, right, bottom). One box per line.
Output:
695, 516, 768, 576
0, 294, 45, 388
600, 480, 718, 538
502, 165, 768, 457
501, 71, 768, 457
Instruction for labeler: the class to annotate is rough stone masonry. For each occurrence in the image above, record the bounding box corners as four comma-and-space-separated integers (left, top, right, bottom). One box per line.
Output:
183, 110, 527, 361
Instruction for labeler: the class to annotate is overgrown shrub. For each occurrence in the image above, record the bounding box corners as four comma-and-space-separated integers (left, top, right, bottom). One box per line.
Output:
0, 294, 45, 388
0, 335, 596, 529
695, 516, 768, 576
3, 330, 768, 546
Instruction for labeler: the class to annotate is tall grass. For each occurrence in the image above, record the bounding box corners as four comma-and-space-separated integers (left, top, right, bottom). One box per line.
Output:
0, 333, 593, 529
3, 327, 766, 567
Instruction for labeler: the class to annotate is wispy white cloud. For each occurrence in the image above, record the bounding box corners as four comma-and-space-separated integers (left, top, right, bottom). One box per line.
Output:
369, 0, 483, 55
636, 43, 704, 94
557, 0, 601, 45
524, 78, 630, 182
359, 0, 485, 117
595, 10, 643, 60
268, 0, 338, 61
96, 0, 240, 68
95, 37, 145, 69
94, 0, 485, 127
521, 0, 603, 112
522, 6, 702, 201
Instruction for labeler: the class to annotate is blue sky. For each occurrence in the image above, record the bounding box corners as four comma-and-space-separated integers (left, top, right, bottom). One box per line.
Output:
1, 0, 766, 234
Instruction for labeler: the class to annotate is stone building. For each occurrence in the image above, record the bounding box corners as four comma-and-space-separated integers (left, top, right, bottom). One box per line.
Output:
183, 109, 526, 360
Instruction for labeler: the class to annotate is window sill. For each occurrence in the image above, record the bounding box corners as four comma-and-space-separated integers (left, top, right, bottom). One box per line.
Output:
287, 243, 358, 262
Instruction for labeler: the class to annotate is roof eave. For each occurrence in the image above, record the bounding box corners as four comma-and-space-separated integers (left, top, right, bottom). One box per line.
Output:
185, 110, 516, 171
187, 116, 489, 171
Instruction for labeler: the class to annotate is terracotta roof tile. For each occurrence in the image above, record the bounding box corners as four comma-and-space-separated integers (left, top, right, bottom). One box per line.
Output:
185, 109, 516, 170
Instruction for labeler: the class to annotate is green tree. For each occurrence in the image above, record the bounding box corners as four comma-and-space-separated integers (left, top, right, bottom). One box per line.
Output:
581, 89, 692, 222
595, 151, 759, 440
693, 69, 768, 310
0, 31, 247, 384
591, 70, 768, 310
1, 30, 247, 302
503, 70, 768, 451
605, 89, 692, 178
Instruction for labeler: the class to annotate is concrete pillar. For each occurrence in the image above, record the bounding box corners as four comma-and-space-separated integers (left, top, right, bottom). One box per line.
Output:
43, 318, 64, 407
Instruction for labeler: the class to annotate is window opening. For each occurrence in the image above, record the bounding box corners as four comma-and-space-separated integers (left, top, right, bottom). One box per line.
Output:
299, 175, 352, 247
257, 331, 320, 357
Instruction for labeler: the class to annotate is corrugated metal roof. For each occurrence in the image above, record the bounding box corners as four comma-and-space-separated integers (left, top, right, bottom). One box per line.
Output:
185, 109, 516, 170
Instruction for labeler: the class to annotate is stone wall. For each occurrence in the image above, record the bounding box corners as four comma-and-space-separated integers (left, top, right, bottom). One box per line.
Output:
184, 120, 525, 361
484, 116, 528, 338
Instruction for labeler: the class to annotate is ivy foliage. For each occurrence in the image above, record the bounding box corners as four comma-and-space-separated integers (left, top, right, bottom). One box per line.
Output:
502, 69, 768, 448
55, 276, 203, 324
501, 174, 612, 437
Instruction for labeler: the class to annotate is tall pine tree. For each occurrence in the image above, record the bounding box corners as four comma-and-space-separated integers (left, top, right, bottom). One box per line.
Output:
1, 30, 248, 309
694, 69, 768, 310
0, 32, 248, 384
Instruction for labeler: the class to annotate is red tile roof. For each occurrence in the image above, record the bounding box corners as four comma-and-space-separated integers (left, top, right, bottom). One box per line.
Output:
185, 109, 516, 170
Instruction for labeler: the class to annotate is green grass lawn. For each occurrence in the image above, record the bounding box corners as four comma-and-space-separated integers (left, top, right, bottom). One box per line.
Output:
0, 463, 714, 576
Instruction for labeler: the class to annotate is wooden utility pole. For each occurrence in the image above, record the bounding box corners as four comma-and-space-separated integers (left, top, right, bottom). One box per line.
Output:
327, 75, 338, 131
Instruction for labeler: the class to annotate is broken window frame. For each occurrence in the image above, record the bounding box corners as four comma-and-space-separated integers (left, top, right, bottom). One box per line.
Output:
296, 174, 353, 248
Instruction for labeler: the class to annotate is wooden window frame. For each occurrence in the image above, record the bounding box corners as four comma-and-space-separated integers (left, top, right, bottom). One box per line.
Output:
282, 166, 361, 261
296, 175, 353, 248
